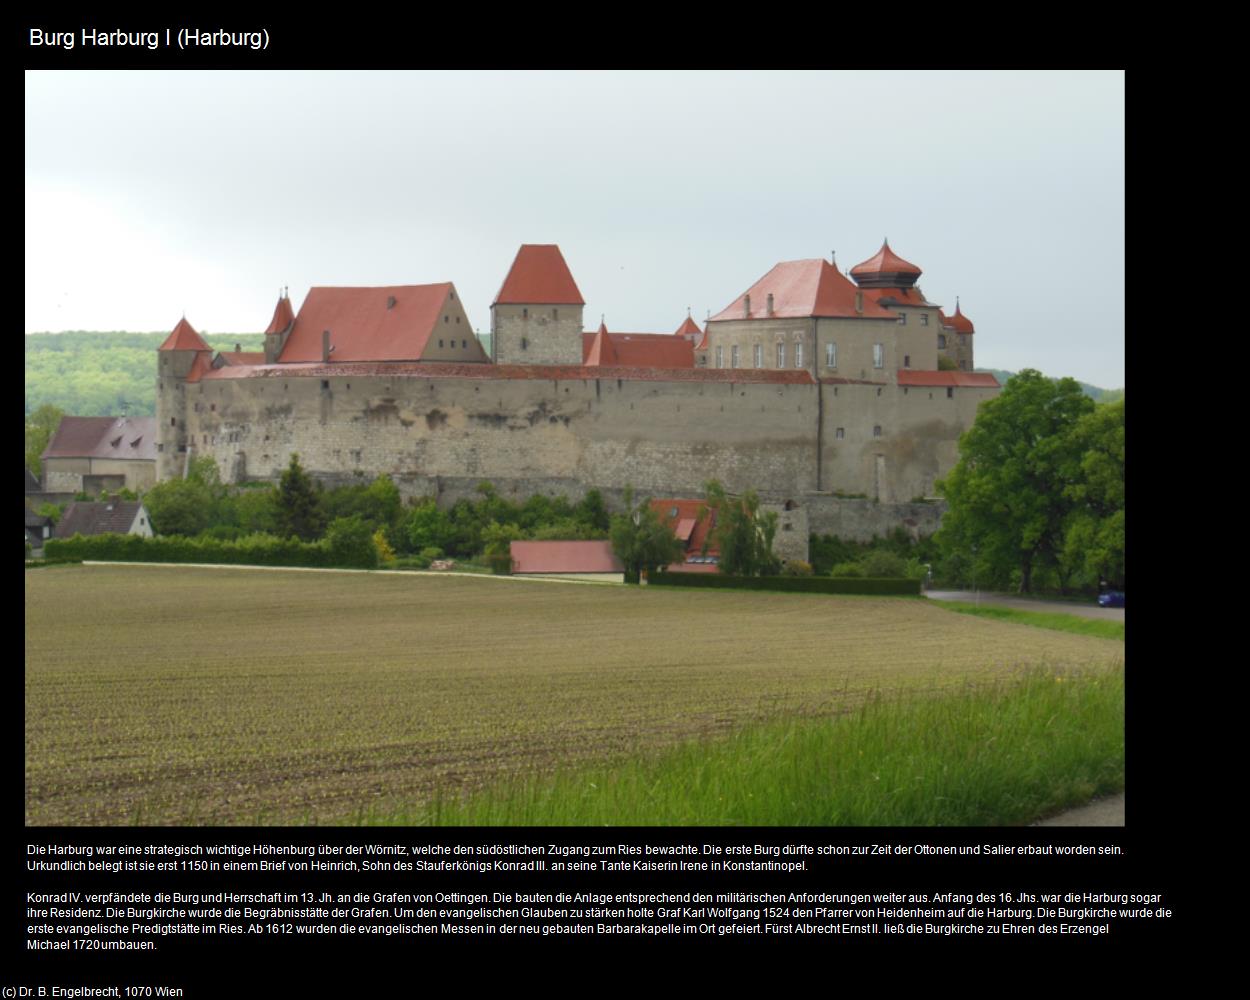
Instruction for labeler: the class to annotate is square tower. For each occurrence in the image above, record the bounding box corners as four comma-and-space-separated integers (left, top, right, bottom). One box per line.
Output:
490, 244, 585, 365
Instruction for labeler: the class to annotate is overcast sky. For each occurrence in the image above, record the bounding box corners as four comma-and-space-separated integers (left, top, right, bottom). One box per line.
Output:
25, 70, 1124, 387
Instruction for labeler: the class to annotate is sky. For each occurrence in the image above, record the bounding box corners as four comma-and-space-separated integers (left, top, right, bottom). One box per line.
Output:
24, 70, 1124, 387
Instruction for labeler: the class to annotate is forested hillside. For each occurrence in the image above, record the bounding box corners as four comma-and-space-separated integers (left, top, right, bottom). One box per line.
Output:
24, 332, 265, 416
978, 368, 1123, 404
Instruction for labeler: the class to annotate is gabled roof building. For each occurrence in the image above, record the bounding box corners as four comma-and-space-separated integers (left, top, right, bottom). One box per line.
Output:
41, 416, 157, 495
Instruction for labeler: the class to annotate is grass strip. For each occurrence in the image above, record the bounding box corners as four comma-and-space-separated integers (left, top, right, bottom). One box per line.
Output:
930, 601, 1124, 641
351, 666, 1124, 826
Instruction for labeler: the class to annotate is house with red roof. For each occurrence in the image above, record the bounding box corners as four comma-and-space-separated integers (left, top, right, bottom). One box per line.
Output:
509, 540, 624, 580
700, 240, 977, 382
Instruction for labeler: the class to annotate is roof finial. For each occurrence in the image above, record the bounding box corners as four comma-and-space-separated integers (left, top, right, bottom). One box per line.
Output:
956, 295, 961, 313
831, 250, 836, 264
686, 305, 691, 318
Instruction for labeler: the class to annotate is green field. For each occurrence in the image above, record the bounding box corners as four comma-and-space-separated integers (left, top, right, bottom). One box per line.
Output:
24, 565, 1124, 825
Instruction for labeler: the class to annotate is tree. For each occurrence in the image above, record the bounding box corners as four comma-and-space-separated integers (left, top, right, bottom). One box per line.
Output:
609, 487, 685, 584
405, 499, 456, 553
482, 521, 523, 574
277, 453, 326, 541
1061, 399, 1125, 588
936, 370, 1095, 593
25, 404, 64, 479
143, 477, 214, 536
703, 480, 780, 576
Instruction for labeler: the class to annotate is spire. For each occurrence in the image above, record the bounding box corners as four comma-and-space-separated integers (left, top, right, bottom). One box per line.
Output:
493, 244, 584, 305
265, 290, 296, 336
158, 316, 210, 352
949, 297, 975, 334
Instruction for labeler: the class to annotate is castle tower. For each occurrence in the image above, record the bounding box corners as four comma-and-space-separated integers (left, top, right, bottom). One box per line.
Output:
156, 316, 212, 480
263, 289, 296, 364
946, 298, 976, 370
490, 244, 585, 365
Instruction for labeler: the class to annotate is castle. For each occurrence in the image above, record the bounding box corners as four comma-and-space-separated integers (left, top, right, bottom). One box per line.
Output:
155, 242, 999, 551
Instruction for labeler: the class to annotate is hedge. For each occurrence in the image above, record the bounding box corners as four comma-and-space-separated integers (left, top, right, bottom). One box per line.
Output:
43, 532, 377, 570
646, 573, 920, 596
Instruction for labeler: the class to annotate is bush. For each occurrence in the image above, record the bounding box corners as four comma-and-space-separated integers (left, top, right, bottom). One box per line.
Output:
325, 516, 379, 569
828, 561, 864, 578
781, 560, 813, 576
43, 530, 378, 571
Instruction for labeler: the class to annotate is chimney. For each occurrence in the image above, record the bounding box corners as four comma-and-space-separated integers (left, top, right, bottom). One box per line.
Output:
387, 295, 397, 309
743, 294, 751, 318
234, 342, 241, 353
322, 329, 331, 363
766, 293, 774, 317
855, 291, 864, 315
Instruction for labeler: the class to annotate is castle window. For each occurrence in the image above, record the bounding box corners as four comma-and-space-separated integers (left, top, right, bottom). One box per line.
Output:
715, 346, 724, 368
462, 340, 467, 348
795, 343, 803, 368
158, 444, 163, 452
170, 418, 176, 426
826, 342, 837, 368
210, 404, 216, 411
873, 344, 884, 368
898, 313, 907, 325
521, 337, 528, 350
731, 345, 739, 368
444, 316, 449, 323
776, 343, 786, 368
920, 313, 929, 326
938, 334, 947, 349
947, 387, 954, 398
321, 380, 330, 390
456, 316, 461, 324
523, 308, 528, 319
553, 309, 558, 320
904, 355, 910, 368
835, 427, 845, 439
439, 340, 444, 348
754, 344, 762, 368
873, 425, 882, 438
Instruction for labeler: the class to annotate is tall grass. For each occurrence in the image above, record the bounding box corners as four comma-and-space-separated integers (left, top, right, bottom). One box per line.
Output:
354, 665, 1124, 826
931, 601, 1125, 641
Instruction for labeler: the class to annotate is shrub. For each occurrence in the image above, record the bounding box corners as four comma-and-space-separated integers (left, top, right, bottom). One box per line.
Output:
781, 560, 813, 576
325, 516, 379, 569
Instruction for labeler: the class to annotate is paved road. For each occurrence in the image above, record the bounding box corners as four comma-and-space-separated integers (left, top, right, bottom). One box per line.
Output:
1033, 793, 1125, 826
925, 590, 1124, 622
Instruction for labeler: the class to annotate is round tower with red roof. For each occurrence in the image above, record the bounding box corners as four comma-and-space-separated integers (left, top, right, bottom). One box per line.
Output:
490, 245, 585, 365
156, 316, 212, 480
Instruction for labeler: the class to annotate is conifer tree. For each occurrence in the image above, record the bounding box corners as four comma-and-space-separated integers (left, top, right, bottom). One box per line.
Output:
277, 453, 325, 541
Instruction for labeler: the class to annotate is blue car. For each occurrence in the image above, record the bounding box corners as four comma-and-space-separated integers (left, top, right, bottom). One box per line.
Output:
1098, 591, 1125, 608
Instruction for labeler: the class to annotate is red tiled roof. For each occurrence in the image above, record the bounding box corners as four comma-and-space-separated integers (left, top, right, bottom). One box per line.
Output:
158, 317, 210, 352
265, 294, 295, 335
200, 360, 815, 385
949, 301, 975, 334
277, 284, 465, 363
708, 260, 897, 322
493, 245, 585, 306
183, 351, 216, 384
650, 499, 718, 558
850, 240, 922, 277
584, 327, 617, 366
510, 540, 623, 574
674, 315, 702, 339
53, 500, 147, 538
42, 416, 157, 462
861, 286, 934, 308
897, 370, 998, 388
585, 332, 694, 369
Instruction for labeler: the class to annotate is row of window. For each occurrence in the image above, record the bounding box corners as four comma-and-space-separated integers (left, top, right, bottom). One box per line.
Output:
713, 342, 886, 370
898, 313, 930, 326
437, 339, 470, 349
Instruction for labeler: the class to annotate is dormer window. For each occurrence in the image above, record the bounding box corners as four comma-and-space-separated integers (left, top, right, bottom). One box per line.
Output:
898, 313, 907, 325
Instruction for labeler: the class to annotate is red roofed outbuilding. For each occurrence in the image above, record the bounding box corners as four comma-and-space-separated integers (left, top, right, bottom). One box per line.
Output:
509, 540, 624, 579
